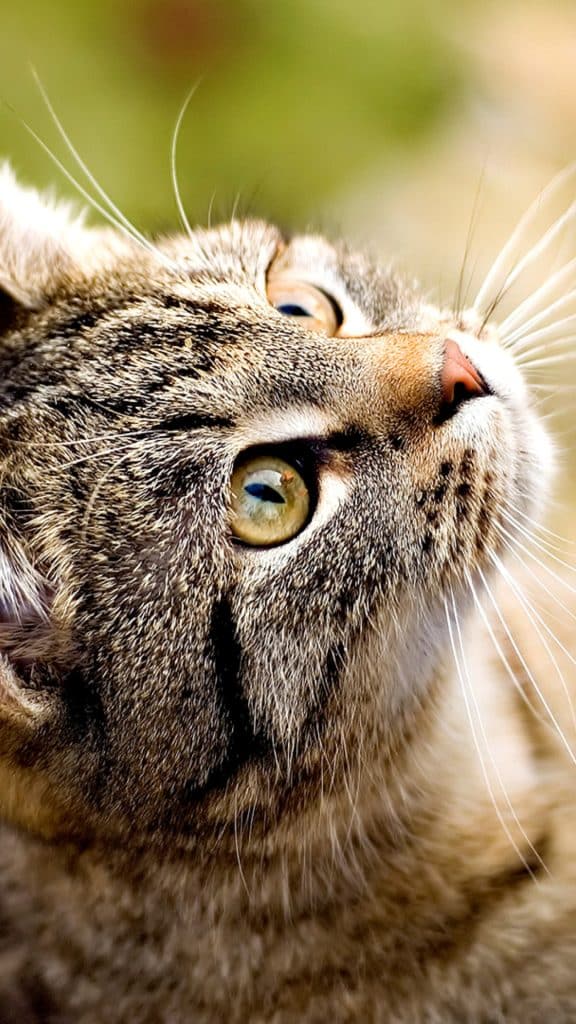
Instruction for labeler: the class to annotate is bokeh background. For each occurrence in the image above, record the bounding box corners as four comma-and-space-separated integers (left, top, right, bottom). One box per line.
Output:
1, 0, 575, 520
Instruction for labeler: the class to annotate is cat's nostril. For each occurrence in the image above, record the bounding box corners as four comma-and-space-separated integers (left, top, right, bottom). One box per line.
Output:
438, 339, 490, 422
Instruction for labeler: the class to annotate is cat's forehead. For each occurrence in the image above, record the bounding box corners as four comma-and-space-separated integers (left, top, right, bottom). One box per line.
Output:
160, 220, 418, 332
272, 234, 419, 332
0, 168, 417, 333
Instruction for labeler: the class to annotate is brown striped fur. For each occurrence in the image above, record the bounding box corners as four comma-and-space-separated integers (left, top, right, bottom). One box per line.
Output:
0, 164, 573, 1021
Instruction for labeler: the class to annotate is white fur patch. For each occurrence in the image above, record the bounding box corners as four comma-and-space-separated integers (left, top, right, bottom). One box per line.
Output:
236, 405, 336, 448
0, 545, 47, 624
0, 162, 95, 306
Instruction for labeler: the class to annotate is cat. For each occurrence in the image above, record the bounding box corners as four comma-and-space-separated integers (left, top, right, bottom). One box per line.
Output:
0, 154, 575, 1023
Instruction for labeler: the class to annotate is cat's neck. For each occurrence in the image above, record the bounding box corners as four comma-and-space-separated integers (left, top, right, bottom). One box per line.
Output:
0, 603, 555, 1024
0, 579, 557, 932
1, 598, 548, 906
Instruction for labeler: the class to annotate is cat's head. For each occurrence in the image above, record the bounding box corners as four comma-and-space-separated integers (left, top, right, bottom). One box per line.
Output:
0, 163, 550, 854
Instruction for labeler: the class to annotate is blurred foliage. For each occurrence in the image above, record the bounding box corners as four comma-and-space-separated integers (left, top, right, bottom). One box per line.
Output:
0, 0, 466, 230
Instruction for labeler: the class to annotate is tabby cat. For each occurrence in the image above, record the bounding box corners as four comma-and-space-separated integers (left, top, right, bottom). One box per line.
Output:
0, 155, 575, 1023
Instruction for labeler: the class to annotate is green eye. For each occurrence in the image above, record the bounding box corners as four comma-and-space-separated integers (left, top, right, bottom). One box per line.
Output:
230, 454, 311, 547
267, 274, 342, 335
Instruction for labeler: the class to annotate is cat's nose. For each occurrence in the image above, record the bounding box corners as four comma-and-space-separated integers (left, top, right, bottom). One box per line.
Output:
438, 338, 490, 420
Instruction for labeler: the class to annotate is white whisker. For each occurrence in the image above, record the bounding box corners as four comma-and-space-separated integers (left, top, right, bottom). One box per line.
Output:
454, 166, 486, 316
505, 294, 576, 349
530, 383, 576, 393
206, 190, 218, 231
510, 317, 576, 354
498, 520, 576, 591
502, 503, 576, 548
233, 790, 251, 900
31, 69, 177, 270
231, 190, 244, 223
520, 352, 576, 370
490, 551, 576, 744
5, 430, 144, 451
498, 526, 576, 608
498, 533, 576, 625
474, 162, 576, 316
81, 449, 137, 544
478, 565, 576, 762
13, 109, 178, 271
445, 591, 538, 877
498, 257, 576, 339
468, 570, 554, 785
493, 200, 576, 319
517, 338, 576, 368
57, 441, 143, 473
502, 509, 576, 559
170, 83, 200, 241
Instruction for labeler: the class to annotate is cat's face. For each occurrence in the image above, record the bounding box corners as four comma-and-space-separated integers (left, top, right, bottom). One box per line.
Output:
0, 167, 550, 850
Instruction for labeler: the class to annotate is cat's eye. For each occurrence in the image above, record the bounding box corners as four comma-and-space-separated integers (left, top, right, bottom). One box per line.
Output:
230, 454, 311, 546
267, 274, 341, 335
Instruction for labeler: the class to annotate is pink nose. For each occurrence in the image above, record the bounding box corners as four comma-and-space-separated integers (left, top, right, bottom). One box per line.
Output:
440, 339, 488, 418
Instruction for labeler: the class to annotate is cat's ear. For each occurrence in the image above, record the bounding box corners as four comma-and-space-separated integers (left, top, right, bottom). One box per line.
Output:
0, 540, 54, 727
0, 545, 68, 839
0, 161, 94, 314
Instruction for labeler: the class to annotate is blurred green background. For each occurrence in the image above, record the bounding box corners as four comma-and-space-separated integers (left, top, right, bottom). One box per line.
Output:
2, 0, 575, 285
1, 0, 575, 517
0, 0, 465, 229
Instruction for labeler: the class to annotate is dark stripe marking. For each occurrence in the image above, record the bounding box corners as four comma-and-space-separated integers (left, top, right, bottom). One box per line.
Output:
184, 595, 267, 803
153, 413, 233, 433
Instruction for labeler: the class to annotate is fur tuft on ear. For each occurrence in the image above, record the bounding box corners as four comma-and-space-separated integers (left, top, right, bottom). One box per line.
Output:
0, 542, 48, 626
0, 542, 56, 738
0, 161, 95, 308
0, 541, 53, 665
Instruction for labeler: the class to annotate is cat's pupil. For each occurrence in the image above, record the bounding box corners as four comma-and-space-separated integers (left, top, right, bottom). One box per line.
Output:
230, 456, 310, 545
245, 482, 286, 504
275, 303, 312, 318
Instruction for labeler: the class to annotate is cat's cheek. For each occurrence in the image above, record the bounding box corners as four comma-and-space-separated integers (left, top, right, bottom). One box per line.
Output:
510, 407, 555, 526
0, 647, 69, 840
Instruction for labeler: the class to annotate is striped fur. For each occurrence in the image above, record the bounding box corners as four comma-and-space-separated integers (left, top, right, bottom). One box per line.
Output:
0, 169, 572, 1022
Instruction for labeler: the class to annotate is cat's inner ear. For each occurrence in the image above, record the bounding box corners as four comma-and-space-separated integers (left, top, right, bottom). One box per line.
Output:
0, 543, 54, 727
0, 162, 96, 312
0, 542, 52, 656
